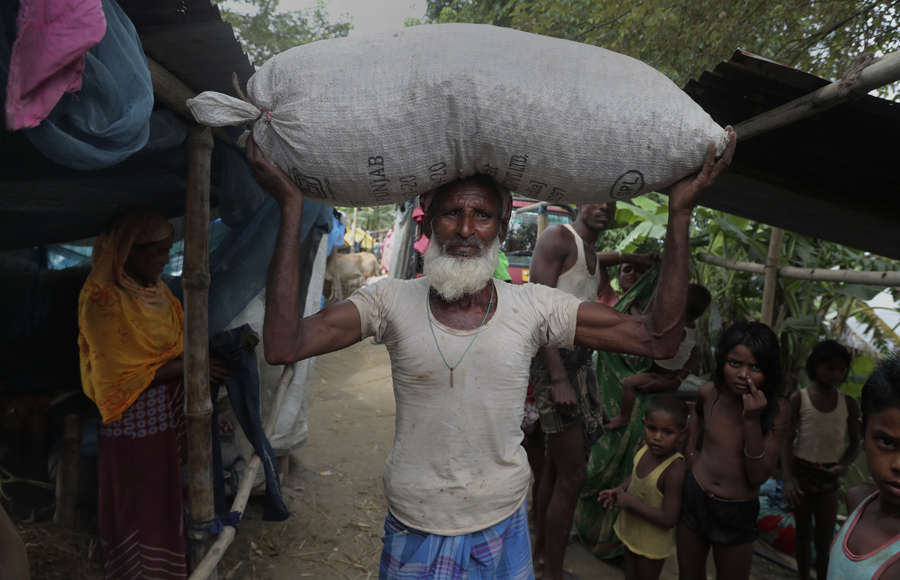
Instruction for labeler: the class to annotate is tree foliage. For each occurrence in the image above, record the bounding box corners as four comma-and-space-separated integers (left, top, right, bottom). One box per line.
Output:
421, 0, 518, 27
336, 205, 396, 233
420, 0, 900, 382
609, 194, 900, 392
216, 0, 351, 67
424, 0, 900, 92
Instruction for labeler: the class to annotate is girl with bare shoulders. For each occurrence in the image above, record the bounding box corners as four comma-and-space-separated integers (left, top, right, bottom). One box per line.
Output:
677, 322, 791, 580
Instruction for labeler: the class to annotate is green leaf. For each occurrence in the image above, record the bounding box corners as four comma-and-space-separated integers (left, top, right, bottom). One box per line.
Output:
613, 206, 644, 227
630, 195, 663, 214
781, 315, 820, 332
616, 221, 654, 252
712, 215, 751, 245
619, 202, 667, 226
832, 284, 883, 302
843, 355, 878, 398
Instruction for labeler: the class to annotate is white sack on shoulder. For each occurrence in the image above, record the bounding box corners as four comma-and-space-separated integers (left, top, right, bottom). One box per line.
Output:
188, 23, 727, 207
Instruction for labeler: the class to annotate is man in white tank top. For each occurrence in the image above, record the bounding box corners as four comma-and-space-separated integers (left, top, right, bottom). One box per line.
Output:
529, 204, 658, 578
246, 127, 735, 580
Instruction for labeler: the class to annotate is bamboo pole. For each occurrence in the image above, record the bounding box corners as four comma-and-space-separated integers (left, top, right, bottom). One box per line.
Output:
536, 204, 548, 238
735, 49, 900, 142
697, 253, 900, 285
512, 201, 570, 215
146, 56, 234, 144
760, 228, 784, 326
53, 414, 81, 528
184, 126, 216, 575
188, 365, 296, 580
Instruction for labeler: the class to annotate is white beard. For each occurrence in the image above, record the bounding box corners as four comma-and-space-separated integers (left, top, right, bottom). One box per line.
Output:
424, 236, 500, 302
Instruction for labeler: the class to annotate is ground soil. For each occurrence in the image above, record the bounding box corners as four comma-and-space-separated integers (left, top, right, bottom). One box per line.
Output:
217, 339, 797, 579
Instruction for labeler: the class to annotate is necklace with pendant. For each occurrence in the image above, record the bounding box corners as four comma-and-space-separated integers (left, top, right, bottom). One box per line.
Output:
426, 284, 495, 388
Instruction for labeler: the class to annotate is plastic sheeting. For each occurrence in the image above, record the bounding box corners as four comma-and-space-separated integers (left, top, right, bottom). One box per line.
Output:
224, 233, 329, 461
327, 213, 345, 256
388, 200, 415, 280
211, 142, 268, 230
20, 0, 153, 169
204, 197, 331, 336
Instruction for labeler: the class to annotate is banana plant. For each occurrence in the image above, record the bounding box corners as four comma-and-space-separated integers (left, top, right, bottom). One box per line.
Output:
606, 194, 900, 385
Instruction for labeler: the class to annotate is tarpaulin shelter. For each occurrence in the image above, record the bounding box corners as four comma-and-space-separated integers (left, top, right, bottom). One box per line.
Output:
0, 0, 332, 572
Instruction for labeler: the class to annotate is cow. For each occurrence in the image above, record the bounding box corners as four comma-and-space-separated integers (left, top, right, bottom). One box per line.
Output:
324, 251, 379, 302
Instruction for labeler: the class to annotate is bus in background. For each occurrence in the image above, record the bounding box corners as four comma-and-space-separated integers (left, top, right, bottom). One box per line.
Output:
503, 197, 576, 284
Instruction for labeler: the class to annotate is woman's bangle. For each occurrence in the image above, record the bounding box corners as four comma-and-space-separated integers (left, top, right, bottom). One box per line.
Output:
616, 251, 622, 264
743, 446, 766, 460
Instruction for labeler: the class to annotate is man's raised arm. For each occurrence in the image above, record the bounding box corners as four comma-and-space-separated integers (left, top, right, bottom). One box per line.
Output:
574, 127, 736, 357
245, 138, 363, 364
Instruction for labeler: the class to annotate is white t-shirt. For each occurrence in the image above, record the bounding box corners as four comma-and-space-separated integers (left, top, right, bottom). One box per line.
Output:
348, 277, 582, 535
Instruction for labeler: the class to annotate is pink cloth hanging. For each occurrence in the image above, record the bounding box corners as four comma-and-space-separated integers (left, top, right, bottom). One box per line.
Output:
412, 205, 430, 255
5, 0, 106, 130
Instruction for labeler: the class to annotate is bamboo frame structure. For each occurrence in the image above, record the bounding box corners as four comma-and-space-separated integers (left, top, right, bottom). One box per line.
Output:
184, 126, 215, 573
146, 57, 233, 144
760, 228, 784, 327
189, 364, 296, 580
698, 252, 900, 286
734, 49, 900, 142
131, 53, 304, 578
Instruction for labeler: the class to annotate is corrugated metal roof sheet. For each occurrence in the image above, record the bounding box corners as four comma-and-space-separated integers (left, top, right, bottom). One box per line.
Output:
684, 50, 900, 260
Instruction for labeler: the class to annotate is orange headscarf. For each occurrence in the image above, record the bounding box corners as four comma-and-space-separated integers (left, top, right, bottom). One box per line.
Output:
77, 212, 184, 424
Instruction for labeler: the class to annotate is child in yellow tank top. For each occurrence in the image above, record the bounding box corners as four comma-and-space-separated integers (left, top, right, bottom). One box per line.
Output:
598, 394, 688, 580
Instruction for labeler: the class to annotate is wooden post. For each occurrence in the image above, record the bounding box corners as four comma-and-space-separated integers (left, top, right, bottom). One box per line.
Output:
536, 203, 548, 238
760, 228, 784, 327
53, 414, 81, 528
189, 365, 296, 580
183, 126, 216, 575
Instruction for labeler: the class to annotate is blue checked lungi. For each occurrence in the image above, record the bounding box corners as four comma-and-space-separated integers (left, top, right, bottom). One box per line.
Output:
379, 500, 534, 580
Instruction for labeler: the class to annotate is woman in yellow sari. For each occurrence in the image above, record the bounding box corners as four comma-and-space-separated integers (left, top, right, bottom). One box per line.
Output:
78, 212, 225, 579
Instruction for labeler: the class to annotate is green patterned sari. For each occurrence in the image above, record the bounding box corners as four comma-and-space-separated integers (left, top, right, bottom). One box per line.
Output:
575, 266, 659, 559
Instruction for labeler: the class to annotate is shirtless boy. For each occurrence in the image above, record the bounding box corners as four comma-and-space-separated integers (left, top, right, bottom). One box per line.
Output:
678, 322, 790, 580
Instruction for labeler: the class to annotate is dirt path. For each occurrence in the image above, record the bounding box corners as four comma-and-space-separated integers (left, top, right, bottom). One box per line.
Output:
224, 340, 795, 580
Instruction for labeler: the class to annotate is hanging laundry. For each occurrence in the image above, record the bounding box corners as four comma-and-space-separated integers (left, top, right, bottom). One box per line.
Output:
22, 0, 153, 170
5, 0, 106, 130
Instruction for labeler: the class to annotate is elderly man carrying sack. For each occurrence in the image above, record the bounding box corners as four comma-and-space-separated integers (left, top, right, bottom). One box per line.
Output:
245, 126, 735, 580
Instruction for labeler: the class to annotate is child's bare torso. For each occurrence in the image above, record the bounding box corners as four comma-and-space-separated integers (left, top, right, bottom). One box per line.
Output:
692, 382, 760, 500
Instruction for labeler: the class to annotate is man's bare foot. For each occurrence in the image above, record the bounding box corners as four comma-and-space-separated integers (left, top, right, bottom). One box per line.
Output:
604, 415, 629, 430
